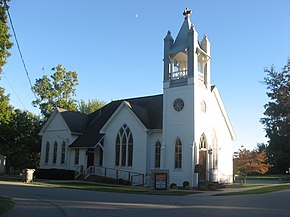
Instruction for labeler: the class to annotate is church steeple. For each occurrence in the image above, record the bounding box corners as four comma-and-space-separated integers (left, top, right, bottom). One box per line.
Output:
163, 8, 211, 88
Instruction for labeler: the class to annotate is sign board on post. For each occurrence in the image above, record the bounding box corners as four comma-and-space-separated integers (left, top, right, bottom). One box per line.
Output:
151, 169, 169, 191
155, 173, 167, 190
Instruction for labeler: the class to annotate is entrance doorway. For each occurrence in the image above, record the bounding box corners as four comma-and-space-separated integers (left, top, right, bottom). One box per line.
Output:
96, 146, 103, 167
198, 150, 207, 184
198, 134, 207, 188
87, 148, 94, 168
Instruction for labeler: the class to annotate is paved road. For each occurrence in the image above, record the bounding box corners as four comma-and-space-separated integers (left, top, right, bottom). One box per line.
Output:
1, 181, 290, 217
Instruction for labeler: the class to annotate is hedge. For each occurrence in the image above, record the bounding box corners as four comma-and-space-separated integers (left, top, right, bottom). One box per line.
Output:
34, 169, 75, 180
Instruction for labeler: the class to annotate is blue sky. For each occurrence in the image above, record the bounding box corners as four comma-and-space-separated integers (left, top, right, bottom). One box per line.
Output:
1, 0, 290, 151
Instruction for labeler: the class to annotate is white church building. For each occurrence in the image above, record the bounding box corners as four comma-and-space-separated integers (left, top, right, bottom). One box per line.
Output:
39, 9, 236, 187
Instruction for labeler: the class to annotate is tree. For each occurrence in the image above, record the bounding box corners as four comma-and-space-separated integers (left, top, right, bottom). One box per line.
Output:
0, 0, 13, 77
0, 87, 13, 124
233, 148, 272, 183
0, 109, 42, 173
32, 64, 79, 120
261, 60, 290, 173
78, 99, 106, 114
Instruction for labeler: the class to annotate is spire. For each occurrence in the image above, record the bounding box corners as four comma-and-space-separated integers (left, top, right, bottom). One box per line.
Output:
171, 8, 194, 52
164, 31, 174, 42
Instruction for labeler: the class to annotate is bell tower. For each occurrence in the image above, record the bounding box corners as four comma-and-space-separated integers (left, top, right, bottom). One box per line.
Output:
162, 8, 212, 187
163, 8, 211, 88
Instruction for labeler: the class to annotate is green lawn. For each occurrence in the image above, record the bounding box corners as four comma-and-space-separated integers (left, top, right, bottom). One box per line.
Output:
33, 181, 201, 196
236, 174, 290, 180
0, 196, 15, 215
226, 183, 270, 188
213, 183, 290, 196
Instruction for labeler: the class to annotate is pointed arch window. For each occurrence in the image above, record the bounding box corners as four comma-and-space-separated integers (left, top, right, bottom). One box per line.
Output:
174, 138, 182, 169
200, 134, 207, 150
74, 149, 79, 165
45, 142, 50, 163
115, 124, 133, 167
61, 141, 66, 164
53, 142, 58, 164
155, 141, 161, 168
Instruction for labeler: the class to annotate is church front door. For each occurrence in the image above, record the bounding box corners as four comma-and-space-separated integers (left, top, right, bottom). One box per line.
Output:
87, 148, 94, 168
198, 149, 207, 188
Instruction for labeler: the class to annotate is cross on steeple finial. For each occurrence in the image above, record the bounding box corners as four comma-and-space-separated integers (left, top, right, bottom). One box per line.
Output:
183, 8, 192, 19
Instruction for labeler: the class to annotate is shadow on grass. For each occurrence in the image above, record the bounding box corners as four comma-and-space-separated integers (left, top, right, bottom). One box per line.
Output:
32, 181, 202, 196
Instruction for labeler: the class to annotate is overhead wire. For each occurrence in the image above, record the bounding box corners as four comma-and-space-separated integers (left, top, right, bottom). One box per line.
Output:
2, 71, 27, 110
4, 2, 37, 99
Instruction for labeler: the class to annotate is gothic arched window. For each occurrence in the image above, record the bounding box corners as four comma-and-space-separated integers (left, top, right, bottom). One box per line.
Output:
200, 134, 207, 149
115, 124, 133, 167
45, 142, 50, 163
155, 141, 161, 168
53, 142, 58, 164
61, 141, 66, 164
174, 138, 182, 169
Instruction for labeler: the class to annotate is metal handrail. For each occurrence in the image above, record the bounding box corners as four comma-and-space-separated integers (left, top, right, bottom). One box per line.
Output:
74, 165, 84, 179
82, 166, 145, 186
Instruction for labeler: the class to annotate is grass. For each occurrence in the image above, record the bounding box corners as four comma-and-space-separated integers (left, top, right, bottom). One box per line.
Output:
0, 196, 15, 215
246, 174, 290, 180
32, 181, 201, 196
226, 183, 270, 188
213, 183, 290, 196
235, 174, 290, 180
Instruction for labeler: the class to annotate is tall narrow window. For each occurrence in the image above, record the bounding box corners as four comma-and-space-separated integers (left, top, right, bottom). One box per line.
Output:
45, 142, 50, 163
115, 124, 133, 167
121, 134, 127, 166
155, 141, 161, 168
75, 149, 79, 165
115, 136, 120, 166
128, 133, 133, 166
61, 141, 66, 164
53, 142, 58, 164
174, 138, 182, 169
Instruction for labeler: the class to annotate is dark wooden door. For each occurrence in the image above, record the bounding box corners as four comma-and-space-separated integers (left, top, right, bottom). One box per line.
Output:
87, 149, 94, 168
198, 150, 207, 187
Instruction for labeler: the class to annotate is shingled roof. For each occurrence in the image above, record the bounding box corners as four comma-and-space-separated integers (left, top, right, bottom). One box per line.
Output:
69, 94, 163, 148
57, 108, 88, 134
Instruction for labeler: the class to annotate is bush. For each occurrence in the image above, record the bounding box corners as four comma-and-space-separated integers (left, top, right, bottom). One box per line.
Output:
183, 181, 190, 189
170, 183, 177, 189
34, 169, 75, 180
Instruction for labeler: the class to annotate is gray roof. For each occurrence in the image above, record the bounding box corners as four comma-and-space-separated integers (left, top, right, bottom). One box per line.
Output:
67, 94, 163, 148
58, 109, 88, 134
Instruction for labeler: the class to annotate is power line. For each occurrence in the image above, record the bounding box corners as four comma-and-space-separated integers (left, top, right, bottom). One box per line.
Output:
2, 71, 27, 110
5, 2, 37, 99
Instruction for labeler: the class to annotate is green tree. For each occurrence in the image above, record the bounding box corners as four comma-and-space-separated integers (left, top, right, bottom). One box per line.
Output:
0, 0, 13, 77
233, 148, 272, 183
32, 64, 79, 119
78, 99, 106, 114
0, 87, 13, 124
0, 109, 42, 173
261, 60, 290, 173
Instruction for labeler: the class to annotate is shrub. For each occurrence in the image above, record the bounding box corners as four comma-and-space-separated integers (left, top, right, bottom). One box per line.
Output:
183, 181, 190, 189
170, 183, 177, 189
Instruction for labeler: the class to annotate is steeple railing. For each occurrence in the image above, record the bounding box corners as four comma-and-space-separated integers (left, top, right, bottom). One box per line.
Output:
171, 69, 188, 80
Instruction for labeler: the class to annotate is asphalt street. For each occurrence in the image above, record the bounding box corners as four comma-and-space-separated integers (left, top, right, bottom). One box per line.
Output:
1, 181, 290, 217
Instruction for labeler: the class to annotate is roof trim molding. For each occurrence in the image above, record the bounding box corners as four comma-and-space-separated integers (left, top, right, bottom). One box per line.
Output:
211, 86, 236, 140
100, 101, 148, 134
